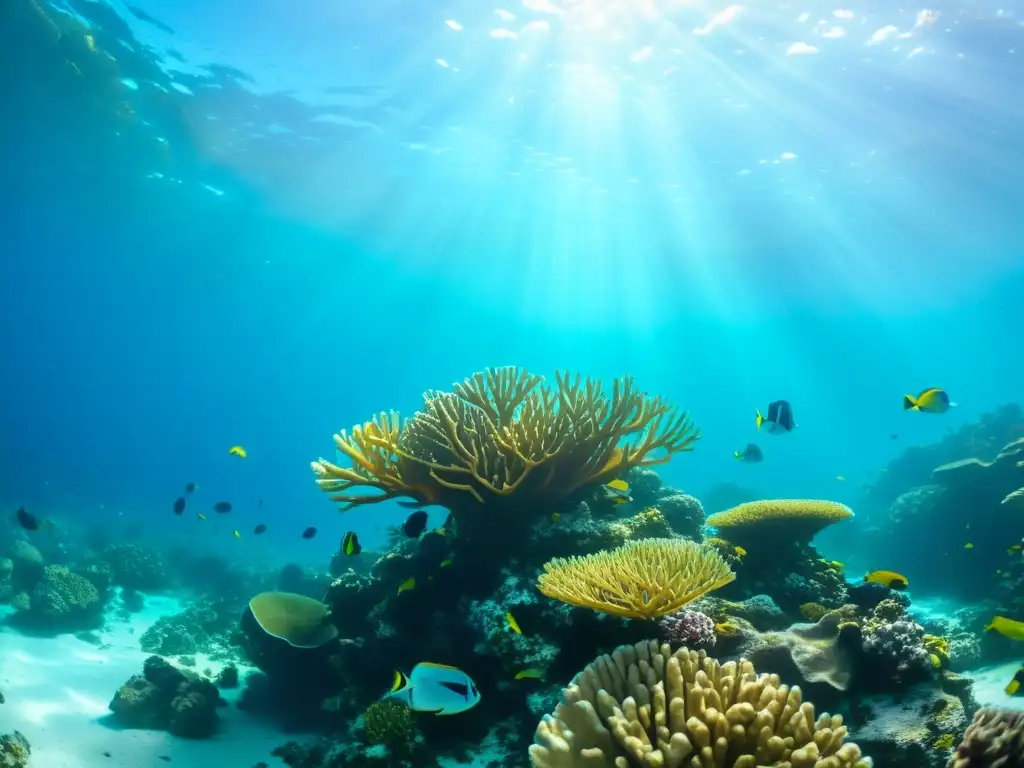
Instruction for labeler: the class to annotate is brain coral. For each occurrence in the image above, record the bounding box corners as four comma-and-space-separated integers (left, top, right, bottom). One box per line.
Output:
530, 639, 872, 767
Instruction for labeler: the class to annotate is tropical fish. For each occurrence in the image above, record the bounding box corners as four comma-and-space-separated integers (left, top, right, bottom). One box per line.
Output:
864, 570, 908, 590
734, 546, 747, 558
890, 433, 899, 440
506, 612, 522, 634
611, 495, 632, 506
228, 445, 247, 458
402, 510, 429, 538
928, 654, 942, 670
233, 530, 241, 538
185, 482, 197, 493
15, 507, 39, 531
1010, 545, 1023, 555
302, 527, 317, 539
397, 577, 415, 595
440, 559, 453, 568
213, 502, 232, 514
985, 616, 1024, 641
836, 475, 846, 482
1007, 667, 1024, 696
902, 388, 954, 414
734, 443, 763, 463
386, 662, 481, 715
254, 524, 267, 535
173, 497, 186, 516
607, 479, 629, 493
342, 531, 362, 556
514, 669, 545, 680
551, 512, 560, 522
197, 513, 207, 521
755, 400, 796, 434
965, 542, 974, 549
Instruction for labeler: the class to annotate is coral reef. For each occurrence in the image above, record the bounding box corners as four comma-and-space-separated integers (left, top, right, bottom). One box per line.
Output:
659, 609, 716, 649
949, 707, 1024, 767
537, 538, 734, 619
103, 543, 168, 591
108, 655, 221, 738
0, 731, 30, 768
8, 564, 104, 631
530, 639, 872, 767
861, 600, 932, 687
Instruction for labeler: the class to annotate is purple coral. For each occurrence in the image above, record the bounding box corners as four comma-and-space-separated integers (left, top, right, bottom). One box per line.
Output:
660, 609, 716, 649
862, 617, 931, 683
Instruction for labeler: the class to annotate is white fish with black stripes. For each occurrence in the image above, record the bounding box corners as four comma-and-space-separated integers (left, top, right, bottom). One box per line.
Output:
384, 662, 481, 715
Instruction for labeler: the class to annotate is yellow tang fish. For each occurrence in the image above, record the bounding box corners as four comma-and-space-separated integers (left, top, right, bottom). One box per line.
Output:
515, 668, 545, 680
228, 445, 247, 458
986, 616, 1024, 641
506, 612, 522, 635
233, 529, 240, 538
734, 546, 747, 558
397, 577, 415, 595
902, 387, 954, 414
864, 570, 908, 590
607, 479, 629, 493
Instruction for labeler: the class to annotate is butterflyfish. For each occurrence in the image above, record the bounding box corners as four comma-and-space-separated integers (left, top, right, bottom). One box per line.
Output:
902, 388, 954, 414
864, 570, 908, 590
386, 662, 480, 715
342, 531, 362, 556
755, 400, 796, 434
402, 510, 429, 538
173, 497, 186, 516
1007, 667, 1024, 696
607, 479, 629, 493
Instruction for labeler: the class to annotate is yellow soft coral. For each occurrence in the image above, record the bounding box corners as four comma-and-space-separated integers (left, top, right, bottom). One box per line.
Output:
537, 538, 734, 619
312, 367, 698, 519
706, 499, 854, 544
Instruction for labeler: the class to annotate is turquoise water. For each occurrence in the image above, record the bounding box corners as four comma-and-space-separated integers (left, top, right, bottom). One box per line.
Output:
2, 1, 1024, 766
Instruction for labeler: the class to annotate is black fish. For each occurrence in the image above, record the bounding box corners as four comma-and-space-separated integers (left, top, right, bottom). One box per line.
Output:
16, 507, 39, 531
184, 482, 197, 493
253, 524, 267, 535
213, 502, 232, 514
402, 510, 429, 538
173, 497, 186, 516
342, 531, 362, 555
756, 400, 796, 434
0, 688, 5, 704
890, 434, 899, 440
302, 527, 317, 539
734, 443, 763, 463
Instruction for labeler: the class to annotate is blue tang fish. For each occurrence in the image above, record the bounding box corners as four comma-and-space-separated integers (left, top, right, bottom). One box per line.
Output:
385, 662, 480, 715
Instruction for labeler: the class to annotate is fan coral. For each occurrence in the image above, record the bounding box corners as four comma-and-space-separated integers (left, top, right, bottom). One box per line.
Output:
529, 639, 872, 767
311, 368, 698, 532
706, 499, 854, 545
949, 707, 1024, 767
660, 609, 716, 649
537, 538, 735, 619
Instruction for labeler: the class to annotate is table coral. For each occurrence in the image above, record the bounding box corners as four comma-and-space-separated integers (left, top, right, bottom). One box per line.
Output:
706, 499, 854, 546
529, 639, 872, 767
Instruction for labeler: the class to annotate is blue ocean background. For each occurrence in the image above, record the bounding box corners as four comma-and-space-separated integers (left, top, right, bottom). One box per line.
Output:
2, 0, 1023, 573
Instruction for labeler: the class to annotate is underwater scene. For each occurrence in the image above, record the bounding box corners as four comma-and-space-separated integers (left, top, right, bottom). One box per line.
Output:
2, 0, 1024, 766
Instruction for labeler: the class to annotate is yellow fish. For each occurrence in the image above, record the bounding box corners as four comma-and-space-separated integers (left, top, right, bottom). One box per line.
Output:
734, 546, 747, 558
197, 513, 207, 521
928, 654, 942, 670
397, 577, 415, 595
1009, 545, 1023, 554
551, 512, 560, 522
506, 612, 522, 635
864, 570, 908, 590
902, 387, 954, 414
836, 475, 845, 482
515, 668, 545, 680
607, 479, 629, 493
233, 529, 240, 538
1007, 668, 1024, 696
440, 559, 453, 568
228, 446, 247, 458
965, 542, 974, 549
611, 495, 632, 506
985, 616, 1024, 641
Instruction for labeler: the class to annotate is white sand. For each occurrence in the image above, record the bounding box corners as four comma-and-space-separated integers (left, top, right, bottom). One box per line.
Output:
965, 661, 1024, 711
0, 592, 305, 768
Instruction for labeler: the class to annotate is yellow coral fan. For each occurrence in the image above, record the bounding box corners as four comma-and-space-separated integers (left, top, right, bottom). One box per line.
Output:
530, 640, 872, 768
311, 367, 698, 517
537, 538, 734, 619
706, 499, 854, 544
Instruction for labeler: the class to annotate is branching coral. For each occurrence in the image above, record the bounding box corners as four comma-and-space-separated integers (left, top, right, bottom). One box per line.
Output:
705, 499, 854, 545
949, 707, 1024, 767
311, 368, 698, 524
529, 639, 872, 767
537, 539, 734, 620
